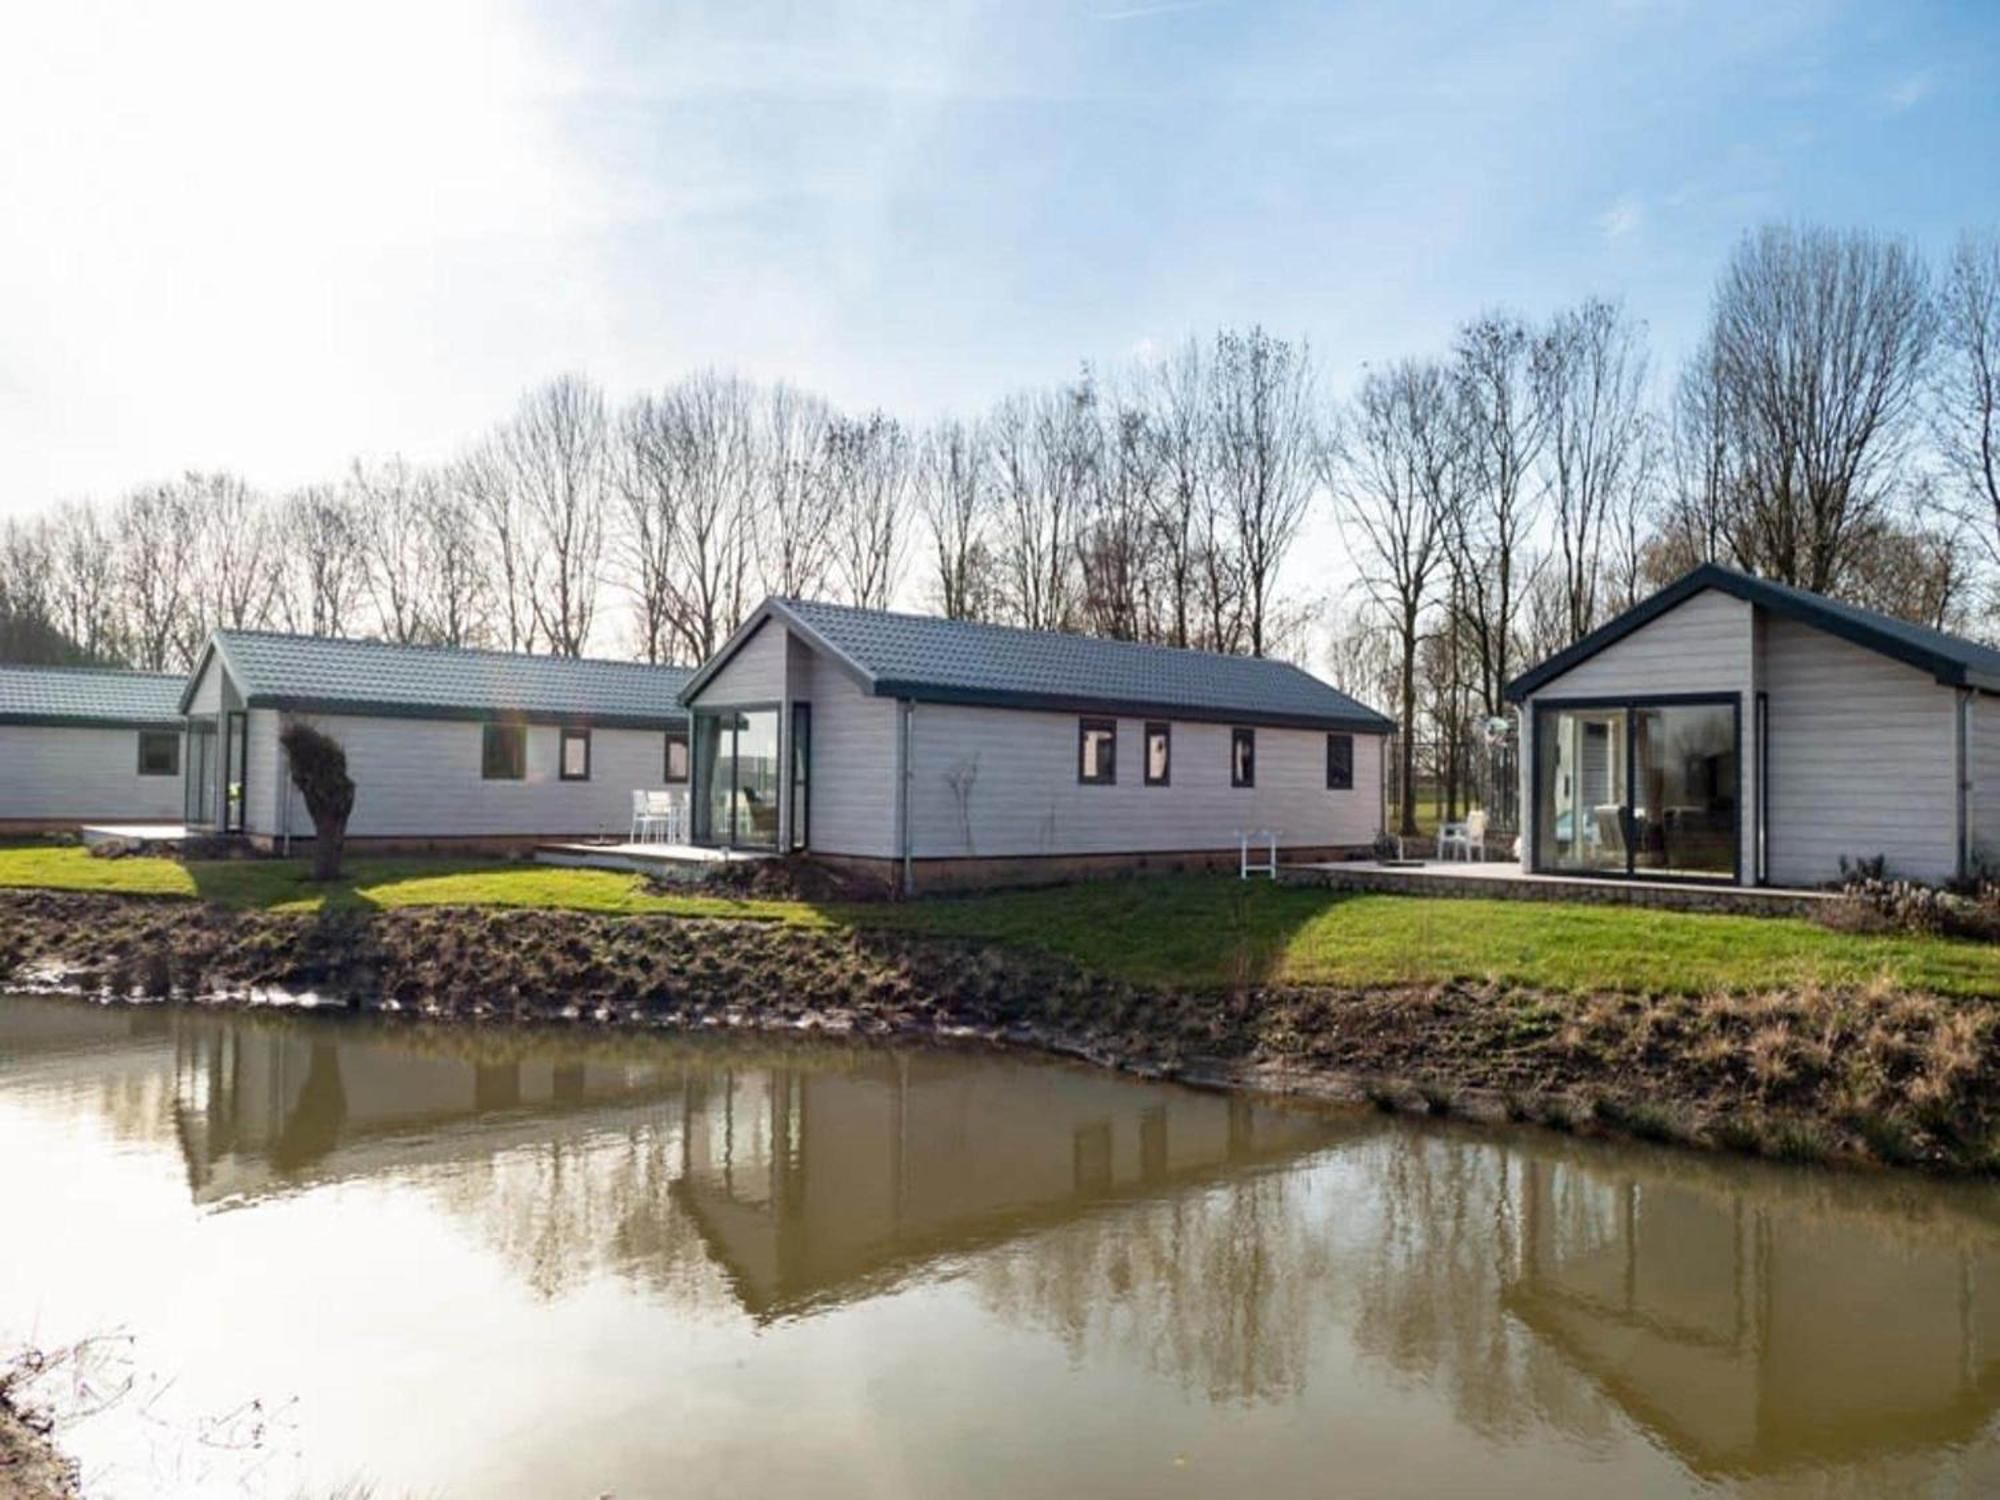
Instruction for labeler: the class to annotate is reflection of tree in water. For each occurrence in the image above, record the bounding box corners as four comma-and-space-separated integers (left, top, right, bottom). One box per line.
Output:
429, 1120, 730, 1314
970, 1168, 1334, 1406
268, 1042, 348, 1174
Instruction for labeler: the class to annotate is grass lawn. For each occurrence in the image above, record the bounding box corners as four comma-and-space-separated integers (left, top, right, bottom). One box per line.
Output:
3, 846, 1996, 999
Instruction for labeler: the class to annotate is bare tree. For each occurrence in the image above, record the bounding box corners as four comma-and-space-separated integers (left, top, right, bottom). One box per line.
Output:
1934, 230, 2000, 570
915, 417, 996, 620
1659, 334, 1736, 576
827, 412, 911, 611
487, 375, 610, 656
1210, 327, 1316, 656
350, 455, 440, 643
1705, 224, 1936, 592
1450, 312, 1545, 709
113, 483, 198, 670
663, 372, 757, 660
612, 393, 684, 663
992, 379, 1093, 631
45, 503, 124, 661
1078, 396, 1159, 640
1536, 298, 1652, 640
420, 468, 492, 647
187, 471, 281, 653
1329, 360, 1462, 837
462, 438, 540, 653
756, 383, 836, 599
1144, 338, 1212, 648
279, 484, 369, 637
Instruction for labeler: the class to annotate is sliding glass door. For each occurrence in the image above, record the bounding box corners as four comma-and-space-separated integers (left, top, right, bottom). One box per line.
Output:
1631, 703, 1738, 880
1534, 707, 1629, 875
1534, 698, 1739, 882
692, 708, 782, 850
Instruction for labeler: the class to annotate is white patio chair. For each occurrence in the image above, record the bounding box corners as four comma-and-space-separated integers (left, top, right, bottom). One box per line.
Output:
631, 790, 669, 844
645, 788, 687, 846
1438, 809, 1487, 862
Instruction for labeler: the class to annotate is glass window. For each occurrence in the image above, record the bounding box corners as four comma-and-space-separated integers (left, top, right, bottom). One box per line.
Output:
1535, 707, 1627, 875
1231, 727, 1255, 788
1326, 733, 1353, 790
664, 726, 690, 784
693, 709, 781, 849
483, 723, 526, 781
560, 727, 590, 781
1533, 700, 1737, 880
1078, 718, 1117, 785
1144, 722, 1170, 786
138, 730, 180, 777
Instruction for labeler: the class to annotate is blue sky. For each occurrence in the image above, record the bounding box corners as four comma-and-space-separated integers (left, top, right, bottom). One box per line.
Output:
1, 0, 1995, 515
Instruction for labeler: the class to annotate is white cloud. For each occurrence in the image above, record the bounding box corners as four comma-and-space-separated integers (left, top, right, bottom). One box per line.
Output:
1884, 70, 1932, 113
1596, 194, 1645, 240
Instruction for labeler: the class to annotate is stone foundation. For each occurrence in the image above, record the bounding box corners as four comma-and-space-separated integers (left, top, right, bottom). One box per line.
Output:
816, 845, 1377, 897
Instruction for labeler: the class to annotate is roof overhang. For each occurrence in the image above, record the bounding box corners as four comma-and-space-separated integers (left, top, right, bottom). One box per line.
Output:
1505, 563, 1987, 702
240, 695, 687, 731
0, 713, 186, 731
873, 680, 1394, 733
677, 601, 874, 707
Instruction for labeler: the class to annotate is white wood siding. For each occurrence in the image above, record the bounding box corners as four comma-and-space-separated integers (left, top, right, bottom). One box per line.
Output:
261, 714, 674, 840
1973, 694, 2000, 872
0, 725, 184, 822
904, 705, 1382, 857
693, 618, 787, 704
186, 654, 226, 715
1761, 615, 1959, 885
1529, 589, 1754, 700
798, 650, 898, 858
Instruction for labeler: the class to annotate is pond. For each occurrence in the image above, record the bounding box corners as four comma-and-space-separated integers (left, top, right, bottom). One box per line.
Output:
2, 995, 1997, 1498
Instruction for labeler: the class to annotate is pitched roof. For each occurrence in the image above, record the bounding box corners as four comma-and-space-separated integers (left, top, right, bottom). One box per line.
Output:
683, 597, 1394, 732
183, 630, 693, 729
1505, 562, 2000, 700
0, 664, 186, 728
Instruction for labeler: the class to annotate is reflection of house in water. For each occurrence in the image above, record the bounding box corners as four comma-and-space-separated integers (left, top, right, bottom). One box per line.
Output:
673, 1053, 1345, 1319
170, 1017, 698, 1202
1504, 1151, 2000, 1480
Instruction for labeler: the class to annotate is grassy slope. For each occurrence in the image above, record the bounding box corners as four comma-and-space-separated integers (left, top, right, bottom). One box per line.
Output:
3, 847, 1996, 998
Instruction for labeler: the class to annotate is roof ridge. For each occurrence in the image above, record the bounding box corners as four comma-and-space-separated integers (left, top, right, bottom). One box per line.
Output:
215, 627, 694, 674
0, 662, 182, 680
779, 596, 1309, 669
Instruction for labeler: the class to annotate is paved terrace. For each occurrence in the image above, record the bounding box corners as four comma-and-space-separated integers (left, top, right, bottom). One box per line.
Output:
1282, 859, 1832, 916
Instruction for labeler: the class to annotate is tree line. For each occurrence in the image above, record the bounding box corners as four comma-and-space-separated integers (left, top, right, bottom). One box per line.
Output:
2, 222, 1997, 838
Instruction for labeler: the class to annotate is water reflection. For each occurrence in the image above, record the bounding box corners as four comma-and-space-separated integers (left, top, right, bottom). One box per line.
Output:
3, 997, 1998, 1496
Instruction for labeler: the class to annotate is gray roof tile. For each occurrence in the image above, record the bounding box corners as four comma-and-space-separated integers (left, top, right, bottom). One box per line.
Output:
723, 598, 1393, 731
0, 665, 186, 727
202, 631, 692, 728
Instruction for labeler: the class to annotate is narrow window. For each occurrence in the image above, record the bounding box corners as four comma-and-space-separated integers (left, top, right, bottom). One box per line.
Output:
1144, 722, 1171, 787
1078, 718, 1117, 785
483, 723, 526, 781
663, 725, 690, 784
560, 726, 591, 782
1326, 733, 1354, 790
1231, 727, 1256, 788
137, 730, 180, 777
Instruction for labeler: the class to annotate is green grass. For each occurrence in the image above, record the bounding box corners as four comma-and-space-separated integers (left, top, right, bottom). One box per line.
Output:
4, 846, 1997, 999
0, 845, 821, 923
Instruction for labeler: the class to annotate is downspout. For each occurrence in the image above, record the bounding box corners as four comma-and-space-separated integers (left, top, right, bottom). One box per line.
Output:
1958, 688, 1975, 882
898, 700, 915, 897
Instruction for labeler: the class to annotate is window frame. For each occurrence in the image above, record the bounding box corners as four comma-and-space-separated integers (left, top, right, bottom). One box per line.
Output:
1326, 732, 1354, 791
1231, 726, 1256, 789
1143, 721, 1171, 787
559, 725, 592, 782
136, 729, 180, 778
1077, 717, 1118, 786
482, 722, 527, 782
663, 724, 691, 785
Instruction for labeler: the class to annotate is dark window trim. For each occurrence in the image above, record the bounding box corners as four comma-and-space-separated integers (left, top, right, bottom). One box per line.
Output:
137, 728, 180, 777
1527, 692, 1742, 887
1143, 721, 1171, 787
482, 721, 527, 781
1078, 717, 1117, 785
1231, 726, 1256, 788
663, 724, 691, 785
559, 725, 591, 782
1326, 732, 1354, 791
223, 710, 248, 835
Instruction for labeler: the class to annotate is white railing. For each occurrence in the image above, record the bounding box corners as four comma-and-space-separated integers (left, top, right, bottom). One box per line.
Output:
1238, 828, 1278, 881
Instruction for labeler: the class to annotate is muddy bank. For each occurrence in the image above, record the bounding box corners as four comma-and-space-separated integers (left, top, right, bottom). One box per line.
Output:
0, 1371, 77, 1500
3, 889, 1997, 1174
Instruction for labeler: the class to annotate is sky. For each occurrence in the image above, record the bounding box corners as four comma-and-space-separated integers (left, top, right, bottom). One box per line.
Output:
2, 0, 1996, 526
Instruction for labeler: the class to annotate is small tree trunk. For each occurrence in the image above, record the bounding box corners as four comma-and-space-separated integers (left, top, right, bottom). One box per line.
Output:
312, 815, 348, 882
